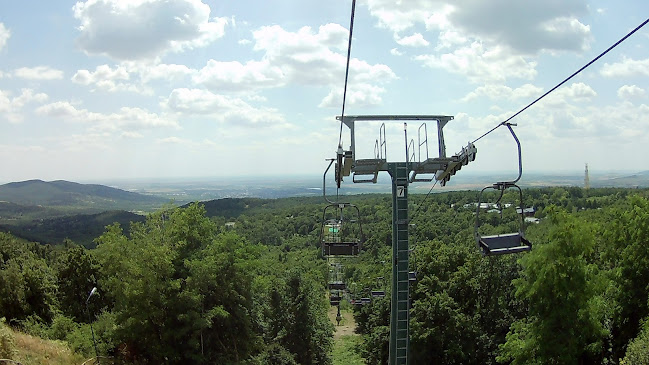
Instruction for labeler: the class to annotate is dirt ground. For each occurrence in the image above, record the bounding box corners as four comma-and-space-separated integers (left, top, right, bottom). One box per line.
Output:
328, 305, 357, 339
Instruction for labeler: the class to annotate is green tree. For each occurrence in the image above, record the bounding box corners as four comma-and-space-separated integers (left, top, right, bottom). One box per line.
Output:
278, 269, 334, 365
602, 195, 649, 360
498, 207, 606, 364
185, 231, 262, 363
621, 318, 649, 365
94, 204, 265, 363
55, 244, 101, 322
0, 233, 58, 324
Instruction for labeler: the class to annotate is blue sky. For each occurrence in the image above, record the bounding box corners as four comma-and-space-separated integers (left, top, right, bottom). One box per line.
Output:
0, 0, 647, 183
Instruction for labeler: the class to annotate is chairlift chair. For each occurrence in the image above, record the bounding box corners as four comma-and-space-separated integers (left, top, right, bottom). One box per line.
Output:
475, 123, 532, 256
330, 294, 342, 306
371, 276, 386, 297
409, 271, 417, 283
328, 281, 346, 291
371, 290, 386, 298
320, 203, 364, 257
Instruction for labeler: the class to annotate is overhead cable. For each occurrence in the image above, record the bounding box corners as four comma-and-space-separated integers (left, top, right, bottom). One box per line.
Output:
409, 179, 439, 224
338, 0, 357, 148
471, 17, 649, 144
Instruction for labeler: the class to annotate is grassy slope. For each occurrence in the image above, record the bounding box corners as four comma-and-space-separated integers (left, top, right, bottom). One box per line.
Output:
4, 327, 85, 365
328, 304, 364, 365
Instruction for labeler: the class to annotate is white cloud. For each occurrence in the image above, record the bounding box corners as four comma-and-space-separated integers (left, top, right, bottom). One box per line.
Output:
73, 0, 228, 60
157, 136, 185, 144
72, 64, 147, 93
318, 83, 386, 108
156, 136, 217, 150
164, 88, 288, 127
617, 85, 646, 100
461, 83, 543, 102
0, 23, 10, 51
72, 62, 195, 93
194, 23, 396, 106
193, 59, 284, 92
368, 0, 591, 54
367, 0, 447, 33
543, 82, 596, 107
456, 98, 649, 153
601, 57, 649, 78
121, 131, 143, 138
449, 4, 591, 54
390, 48, 403, 56
415, 42, 537, 83
14, 66, 64, 80
140, 63, 194, 83
560, 82, 597, 101
436, 30, 468, 50
0, 89, 49, 123
395, 33, 429, 47
35, 101, 179, 132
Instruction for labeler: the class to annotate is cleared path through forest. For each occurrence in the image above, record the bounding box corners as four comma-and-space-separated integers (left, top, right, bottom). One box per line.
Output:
328, 305, 357, 338
328, 304, 364, 364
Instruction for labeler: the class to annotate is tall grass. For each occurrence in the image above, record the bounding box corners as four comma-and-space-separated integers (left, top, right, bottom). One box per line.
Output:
0, 323, 85, 365
332, 335, 364, 365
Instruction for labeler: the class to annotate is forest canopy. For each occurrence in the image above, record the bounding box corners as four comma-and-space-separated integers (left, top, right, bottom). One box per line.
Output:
0, 187, 648, 364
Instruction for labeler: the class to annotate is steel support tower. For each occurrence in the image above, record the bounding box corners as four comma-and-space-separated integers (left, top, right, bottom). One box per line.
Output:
335, 115, 476, 365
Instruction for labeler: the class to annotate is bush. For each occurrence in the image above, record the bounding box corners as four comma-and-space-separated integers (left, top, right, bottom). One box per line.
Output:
0, 318, 17, 360
251, 342, 298, 365
621, 321, 649, 365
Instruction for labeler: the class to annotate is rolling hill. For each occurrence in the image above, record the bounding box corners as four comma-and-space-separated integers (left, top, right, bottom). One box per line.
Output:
0, 179, 166, 209
0, 210, 146, 248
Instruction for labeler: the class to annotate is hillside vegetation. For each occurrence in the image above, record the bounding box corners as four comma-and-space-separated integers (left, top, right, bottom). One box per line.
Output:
0, 187, 648, 364
0, 318, 85, 365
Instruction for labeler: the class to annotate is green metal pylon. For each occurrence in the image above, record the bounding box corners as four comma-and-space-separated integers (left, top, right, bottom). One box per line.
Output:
389, 162, 410, 365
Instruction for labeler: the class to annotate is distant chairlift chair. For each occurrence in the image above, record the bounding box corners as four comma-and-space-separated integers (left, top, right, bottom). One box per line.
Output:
475, 123, 532, 256
320, 203, 363, 257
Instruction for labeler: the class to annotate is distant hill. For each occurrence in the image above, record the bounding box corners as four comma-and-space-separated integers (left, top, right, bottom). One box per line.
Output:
0, 210, 146, 248
595, 171, 649, 188
194, 196, 324, 219
0, 179, 168, 212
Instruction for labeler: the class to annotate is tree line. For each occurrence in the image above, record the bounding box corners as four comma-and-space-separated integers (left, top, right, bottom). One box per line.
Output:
1, 187, 649, 364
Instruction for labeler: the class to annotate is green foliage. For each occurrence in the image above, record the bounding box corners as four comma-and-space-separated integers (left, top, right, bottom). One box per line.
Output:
274, 269, 334, 365
354, 297, 390, 364
498, 207, 607, 364
2, 188, 649, 364
602, 195, 649, 360
249, 342, 298, 365
54, 245, 101, 322
621, 319, 649, 365
94, 204, 221, 363
0, 233, 58, 324
332, 335, 364, 365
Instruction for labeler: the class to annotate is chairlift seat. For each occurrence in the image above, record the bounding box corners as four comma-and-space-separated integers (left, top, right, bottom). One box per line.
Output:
408, 271, 417, 282
323, 242, 360, 256
477, 232, 531, 256
329, 281, 346, 290
371, 290, 385, 298
352, 158, 386, 183
409, 157, 452, 183
330, 294, 342, 306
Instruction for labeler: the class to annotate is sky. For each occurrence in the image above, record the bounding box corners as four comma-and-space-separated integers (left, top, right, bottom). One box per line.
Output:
0, 0, 648, 183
